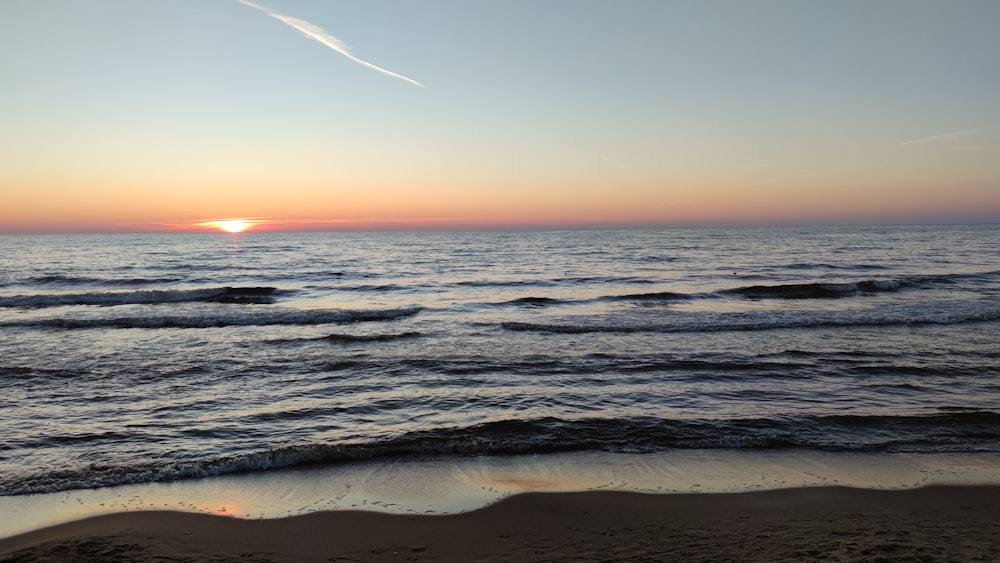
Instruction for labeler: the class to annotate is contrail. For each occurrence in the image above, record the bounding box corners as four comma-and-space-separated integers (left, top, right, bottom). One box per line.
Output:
796, 164, 888, 178
898, 129, 978, 147
725, 161, 797, 170
237, 0, 424, 88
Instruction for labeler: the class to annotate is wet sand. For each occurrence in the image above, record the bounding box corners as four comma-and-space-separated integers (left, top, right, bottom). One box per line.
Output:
2, 485, 998, 562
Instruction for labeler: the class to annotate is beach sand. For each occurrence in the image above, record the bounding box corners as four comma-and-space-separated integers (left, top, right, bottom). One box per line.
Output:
1, 485, 998, 562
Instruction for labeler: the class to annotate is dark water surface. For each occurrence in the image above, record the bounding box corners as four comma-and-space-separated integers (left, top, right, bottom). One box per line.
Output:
2, 225, 998, 495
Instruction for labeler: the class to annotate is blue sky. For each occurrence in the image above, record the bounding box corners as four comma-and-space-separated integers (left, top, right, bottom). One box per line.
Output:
1, 0, 998, 232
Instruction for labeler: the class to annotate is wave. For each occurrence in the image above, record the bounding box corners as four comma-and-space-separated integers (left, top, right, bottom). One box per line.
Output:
0, 287, 283, 309
23, 275, 183, 286
556, 270, 1000, 302
263, 332, 424, 346
335, 283, 411, 293
500, 297, 564, 307
720, 280, 903, 299
611, 272, 997, 303
782, 263, 892, 271
323, 331, 424, 344
610, 291, 691, 301
209, 287, 283, 304
503, 299, 1000, 334
552, 275, 658, 285
4, 411, 997, 495
488, 279, 907, 309
907, 270, 1000, 287
471, 277, 923, 309
453, 279, 556, 288
0, 366, 92, 380
600, 275, 969, 304
0, 306, 423, 329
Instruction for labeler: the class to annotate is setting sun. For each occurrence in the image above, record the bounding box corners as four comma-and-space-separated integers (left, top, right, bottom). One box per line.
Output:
196, 219, 258, 233
218, 220, 250, 233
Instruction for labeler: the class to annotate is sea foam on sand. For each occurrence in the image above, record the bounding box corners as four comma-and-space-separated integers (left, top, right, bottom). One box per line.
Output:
2, 450, 999, 540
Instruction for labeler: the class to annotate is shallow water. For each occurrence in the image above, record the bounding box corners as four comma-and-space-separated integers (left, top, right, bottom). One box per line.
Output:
2, 450, 999, 539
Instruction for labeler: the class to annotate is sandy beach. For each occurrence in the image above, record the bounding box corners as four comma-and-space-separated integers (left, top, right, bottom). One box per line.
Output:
2, 485, 998, 562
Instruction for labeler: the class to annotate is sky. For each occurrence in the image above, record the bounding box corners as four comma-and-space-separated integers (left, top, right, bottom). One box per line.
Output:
1, 0, 999, 233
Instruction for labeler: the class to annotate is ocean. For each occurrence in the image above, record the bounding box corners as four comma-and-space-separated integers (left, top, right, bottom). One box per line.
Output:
2, 225, 999, 501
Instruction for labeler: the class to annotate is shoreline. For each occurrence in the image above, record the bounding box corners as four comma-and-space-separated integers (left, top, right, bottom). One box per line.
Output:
3, 450, 1000, 541
2, 485, 999, 562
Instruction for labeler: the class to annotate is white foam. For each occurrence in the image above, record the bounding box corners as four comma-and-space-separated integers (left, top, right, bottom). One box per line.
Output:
2, 450, 999, 539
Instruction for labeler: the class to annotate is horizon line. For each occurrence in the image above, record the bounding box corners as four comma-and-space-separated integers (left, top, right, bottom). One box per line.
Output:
3, 217, 998, 235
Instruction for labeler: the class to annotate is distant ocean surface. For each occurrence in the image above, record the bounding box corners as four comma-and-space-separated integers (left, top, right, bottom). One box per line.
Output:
2, 225, 999, 497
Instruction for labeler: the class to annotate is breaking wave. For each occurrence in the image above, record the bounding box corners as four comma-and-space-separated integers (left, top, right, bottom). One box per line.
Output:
721, 280, 903, 299
0, 287, 284, 308
0, 306, 423, 329
503, 298, 1000, 334
5, 411, 997, 495
322, 331, 424, 344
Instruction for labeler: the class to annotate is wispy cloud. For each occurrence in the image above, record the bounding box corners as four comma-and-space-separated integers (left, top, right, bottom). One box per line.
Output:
117, 217, 272, 231
796, 164, 889, 179
726, 161, 797, 170
237, 0, 424, 88
898, 129, 978, 147
739, 163, 885, 188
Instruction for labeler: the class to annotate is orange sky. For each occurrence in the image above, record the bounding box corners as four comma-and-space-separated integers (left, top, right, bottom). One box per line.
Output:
2, 1, 998, 233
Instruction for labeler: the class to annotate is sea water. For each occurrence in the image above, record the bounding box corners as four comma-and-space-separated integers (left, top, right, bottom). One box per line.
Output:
2, 225, 999, 505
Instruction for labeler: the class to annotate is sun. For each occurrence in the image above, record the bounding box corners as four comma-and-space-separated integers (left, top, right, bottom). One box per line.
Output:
196, 219, 258, 233
217, 220, 251, 233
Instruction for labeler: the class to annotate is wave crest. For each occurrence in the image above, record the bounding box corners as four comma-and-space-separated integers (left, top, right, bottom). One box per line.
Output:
0, 306, 423, 329
5, 412, 997, 495
0, 287, 282, 309
722, 280, 903, 299
503, 298, 1000, 334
